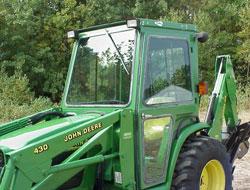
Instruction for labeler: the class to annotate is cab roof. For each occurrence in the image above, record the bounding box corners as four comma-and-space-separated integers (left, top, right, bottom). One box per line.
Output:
73, 18, 197, 35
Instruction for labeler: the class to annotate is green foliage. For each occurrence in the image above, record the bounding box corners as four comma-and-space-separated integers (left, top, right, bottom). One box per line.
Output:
0, 0, 250, 106
0, 72, 33, 105
237, 1, 250, 84
0, 71, 52, 123
236, 84, 250, 110
132, 0, 168, 18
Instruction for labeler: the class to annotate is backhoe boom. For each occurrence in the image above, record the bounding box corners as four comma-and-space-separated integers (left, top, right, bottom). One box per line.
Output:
205, 55, 250, 162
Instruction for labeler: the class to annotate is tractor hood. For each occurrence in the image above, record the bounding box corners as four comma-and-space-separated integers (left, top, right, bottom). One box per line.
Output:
0, 113, 102, 151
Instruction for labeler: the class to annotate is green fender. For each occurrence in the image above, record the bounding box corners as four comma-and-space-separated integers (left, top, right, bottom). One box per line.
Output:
165, 122, 210, 189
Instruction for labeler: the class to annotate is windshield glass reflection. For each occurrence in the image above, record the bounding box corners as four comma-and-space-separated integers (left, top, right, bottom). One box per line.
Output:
66, 26, 135, 105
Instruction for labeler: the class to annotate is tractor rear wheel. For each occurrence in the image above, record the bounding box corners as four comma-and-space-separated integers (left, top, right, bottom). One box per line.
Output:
171, 136, 232, 190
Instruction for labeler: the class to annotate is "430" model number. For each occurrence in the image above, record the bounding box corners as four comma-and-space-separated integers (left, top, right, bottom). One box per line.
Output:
34, 144, 49, 154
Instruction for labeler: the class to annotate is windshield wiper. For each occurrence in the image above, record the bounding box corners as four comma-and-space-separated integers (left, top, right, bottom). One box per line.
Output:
105, 29, 129, 75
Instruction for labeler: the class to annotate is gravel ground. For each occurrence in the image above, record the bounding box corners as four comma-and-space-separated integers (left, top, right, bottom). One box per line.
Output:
233, 150, 250, 190
232, 111, 250, 190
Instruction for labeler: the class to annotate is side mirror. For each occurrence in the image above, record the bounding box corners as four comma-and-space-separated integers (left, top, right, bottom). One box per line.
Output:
196, 32, 208, 43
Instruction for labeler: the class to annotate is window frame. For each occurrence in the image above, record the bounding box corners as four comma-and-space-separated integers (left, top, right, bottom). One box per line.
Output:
64, 27, 137, 108
141, 114, 174, 184
142, 35, 194, 106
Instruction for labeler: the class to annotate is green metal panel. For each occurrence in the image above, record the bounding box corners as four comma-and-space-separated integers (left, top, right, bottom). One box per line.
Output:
119, 109, 136, 189
11, 170, 33, 190
139, 19, 197, 32
135, 24, 199, 189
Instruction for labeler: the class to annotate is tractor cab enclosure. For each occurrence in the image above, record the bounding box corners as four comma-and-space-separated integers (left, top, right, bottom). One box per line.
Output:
63, 19, 200, 189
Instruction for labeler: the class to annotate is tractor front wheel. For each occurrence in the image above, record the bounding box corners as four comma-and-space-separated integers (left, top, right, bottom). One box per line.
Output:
171, 136, 232, 190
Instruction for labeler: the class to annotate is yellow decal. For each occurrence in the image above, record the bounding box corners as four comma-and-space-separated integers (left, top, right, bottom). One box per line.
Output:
34, 144, 49, 154
64, 123, 102, 142
72, 141, 85, 148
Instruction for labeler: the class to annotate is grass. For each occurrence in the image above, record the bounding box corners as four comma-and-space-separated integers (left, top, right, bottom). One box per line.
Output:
236, 85, 250, 111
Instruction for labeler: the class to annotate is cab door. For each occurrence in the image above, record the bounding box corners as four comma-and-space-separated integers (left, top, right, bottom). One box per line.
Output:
136, 29, 198, 189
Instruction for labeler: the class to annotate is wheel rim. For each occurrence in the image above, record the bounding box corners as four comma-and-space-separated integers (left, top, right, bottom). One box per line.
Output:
199, 159, 225, 190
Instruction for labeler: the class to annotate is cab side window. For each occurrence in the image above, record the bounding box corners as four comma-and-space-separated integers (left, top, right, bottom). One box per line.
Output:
143, 36, 192, 105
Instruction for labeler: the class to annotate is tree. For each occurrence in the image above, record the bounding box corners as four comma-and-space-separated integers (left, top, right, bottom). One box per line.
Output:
0, 0, 249, 102
237, 1, 250, 84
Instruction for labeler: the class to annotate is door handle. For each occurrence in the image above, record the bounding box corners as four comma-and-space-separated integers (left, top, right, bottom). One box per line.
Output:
141, 113, 152, 119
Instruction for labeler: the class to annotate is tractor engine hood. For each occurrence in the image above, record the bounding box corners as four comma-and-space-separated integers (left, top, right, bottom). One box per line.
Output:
0, 109, 121, 187
0, 111, 118, 151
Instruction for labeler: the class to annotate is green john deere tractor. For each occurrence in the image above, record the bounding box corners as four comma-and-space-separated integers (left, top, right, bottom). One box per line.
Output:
0, 19, 249, 190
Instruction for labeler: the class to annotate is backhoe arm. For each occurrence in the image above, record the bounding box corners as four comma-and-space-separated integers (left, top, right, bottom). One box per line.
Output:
205, 55, 250, 162
205, 55, 238, 138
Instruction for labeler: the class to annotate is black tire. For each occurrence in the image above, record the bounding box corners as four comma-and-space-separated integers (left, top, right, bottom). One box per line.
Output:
171, 136, 232, 190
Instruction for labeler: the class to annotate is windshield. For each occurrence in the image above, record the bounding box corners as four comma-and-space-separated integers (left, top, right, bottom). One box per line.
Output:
66, 26, 135, 105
